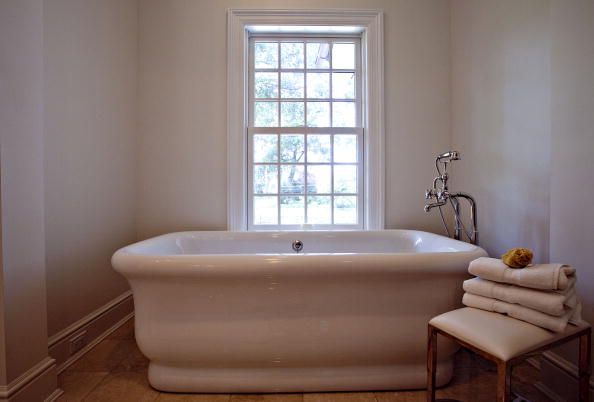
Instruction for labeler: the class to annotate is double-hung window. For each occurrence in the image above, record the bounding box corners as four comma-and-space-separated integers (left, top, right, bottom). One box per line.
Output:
248, 37, 363, 230
227, 10, 384, 231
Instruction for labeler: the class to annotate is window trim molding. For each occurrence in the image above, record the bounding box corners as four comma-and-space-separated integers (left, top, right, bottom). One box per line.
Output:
227, 9, 384, 231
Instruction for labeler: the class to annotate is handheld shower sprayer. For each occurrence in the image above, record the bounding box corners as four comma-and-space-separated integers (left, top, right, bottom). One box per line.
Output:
434, 151, 461, 180
424, 151, 478, 244
436, 151, 460, 162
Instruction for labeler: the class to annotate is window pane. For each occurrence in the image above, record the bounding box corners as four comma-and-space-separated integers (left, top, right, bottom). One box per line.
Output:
334, 135, 357, 163
254, 72, 278, 98
307, 165, 331, 193
307, 102, 330, 127
307, 43, 330, 69
254, 196, 278, 225
280, 102, 304, 127
306, 73, 330, 98
281, 42, 304, 68
280, 196, 304, 224
280, 165, 305, 194
253, 134, 278, 162
334, 165, 357, 193
332, 43, 355, 69
307, 134, 331, 162
334, 196, 357, 224
253, 165, 278, 194
332, 102, 356, 127
332, 72, 355, 99
307, 196, 331, 224
250, 39, 361, 229
280, 72, 304, 98
280, 134, 305, 162
255, 101, 278, 127
255, 42, 278, 68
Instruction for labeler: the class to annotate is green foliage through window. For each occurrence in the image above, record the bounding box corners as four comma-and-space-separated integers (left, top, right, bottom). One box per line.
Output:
250, 37, 361, 227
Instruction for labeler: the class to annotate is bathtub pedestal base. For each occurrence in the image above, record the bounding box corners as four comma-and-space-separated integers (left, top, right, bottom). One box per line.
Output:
148, 361, 453, 393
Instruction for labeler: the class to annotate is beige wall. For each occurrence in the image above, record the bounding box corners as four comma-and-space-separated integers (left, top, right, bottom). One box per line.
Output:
451, 0, 551, 262
137, 0, 452, 238
44, 0, 138, 337
0, 0, 50, 383
549, 0, 594, 356
451, 0, 594, 377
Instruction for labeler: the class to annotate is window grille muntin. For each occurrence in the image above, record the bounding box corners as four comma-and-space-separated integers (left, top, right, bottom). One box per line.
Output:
248, 35, 363, 230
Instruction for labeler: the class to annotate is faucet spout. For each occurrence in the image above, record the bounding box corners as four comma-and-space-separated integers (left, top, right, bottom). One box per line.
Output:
424, 200, 446, 212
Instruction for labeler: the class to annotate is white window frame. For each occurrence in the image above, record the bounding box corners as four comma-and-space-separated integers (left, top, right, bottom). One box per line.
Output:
228, 9, 384, 231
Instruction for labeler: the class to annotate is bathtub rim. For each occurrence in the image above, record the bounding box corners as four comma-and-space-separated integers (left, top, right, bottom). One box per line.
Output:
111, 229, 487, 279
113, 229, 483, 256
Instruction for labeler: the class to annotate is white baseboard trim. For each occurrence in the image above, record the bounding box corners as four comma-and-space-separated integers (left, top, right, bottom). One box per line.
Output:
48, 291, 134, 372
542, 350, 594, 388
523, 351, 593, 401
538, 350, 594, 401
57, 311, 134, 374
0, 294, 133, 401
48, 290, 132, 348
45, 388, 64, 402
0, 357, 54, 398
0, 357, 59, 402
525, 356, 541, 370
533, 382, 566, 402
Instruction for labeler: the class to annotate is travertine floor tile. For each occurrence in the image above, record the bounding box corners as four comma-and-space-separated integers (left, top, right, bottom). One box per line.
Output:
156, 393, 231, 401
57, 371, 109, 402
112, 339, 149, 373
303, 392, 376, 402
56, 318, 553, 402
437, 365, 496, 402
374, 390, 424, 402
230, 393, 303, 402
82, 371, 159, 402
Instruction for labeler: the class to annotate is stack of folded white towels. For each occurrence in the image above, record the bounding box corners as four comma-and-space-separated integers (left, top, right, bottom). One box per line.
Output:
463, 257, 583, 333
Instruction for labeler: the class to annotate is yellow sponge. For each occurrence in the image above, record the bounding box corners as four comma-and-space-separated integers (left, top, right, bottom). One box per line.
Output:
502, 248, 533, 268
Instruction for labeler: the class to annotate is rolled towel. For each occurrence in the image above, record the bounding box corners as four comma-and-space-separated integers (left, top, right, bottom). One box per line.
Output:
463, 277, 577, 316
468, 257, 576, 290
462, 292, 582, 333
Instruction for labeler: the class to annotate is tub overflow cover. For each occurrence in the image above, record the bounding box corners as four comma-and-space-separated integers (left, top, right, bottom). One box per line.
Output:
292, 240, 304, 253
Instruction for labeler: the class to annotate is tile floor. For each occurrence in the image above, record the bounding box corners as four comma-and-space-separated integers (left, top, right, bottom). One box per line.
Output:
57, 318, 553, 402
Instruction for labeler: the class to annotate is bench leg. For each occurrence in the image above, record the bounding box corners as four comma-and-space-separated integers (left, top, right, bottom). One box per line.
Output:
579, 329, 591, 402
427, 325, 437, 402
497, 361, 511, 402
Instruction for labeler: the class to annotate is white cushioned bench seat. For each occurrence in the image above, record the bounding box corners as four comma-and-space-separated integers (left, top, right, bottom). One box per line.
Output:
429, 307, 587, 361
427, 307, 591, 402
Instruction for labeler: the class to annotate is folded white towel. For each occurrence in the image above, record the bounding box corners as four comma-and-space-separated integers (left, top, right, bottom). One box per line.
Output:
462, 292, 583, 333
468, 257, 576, 290
463, 277, 577, 316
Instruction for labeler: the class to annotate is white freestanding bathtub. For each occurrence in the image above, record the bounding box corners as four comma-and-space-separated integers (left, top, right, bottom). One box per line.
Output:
112, 230, 486, 393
